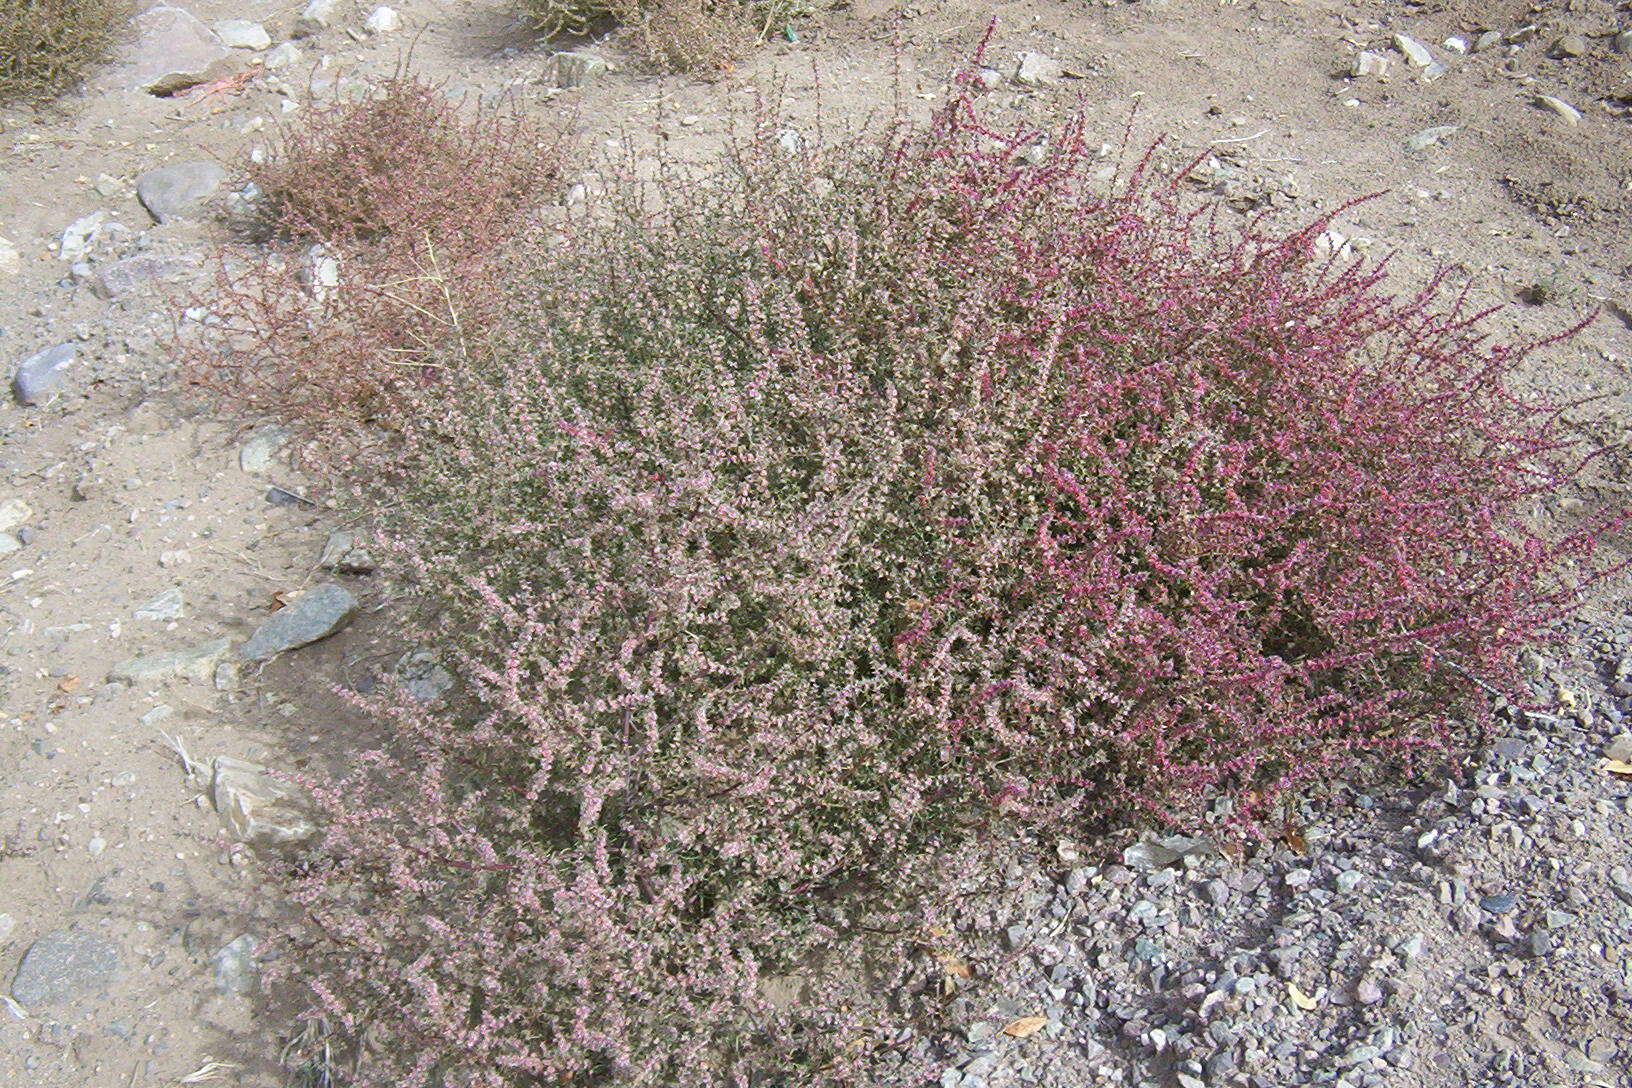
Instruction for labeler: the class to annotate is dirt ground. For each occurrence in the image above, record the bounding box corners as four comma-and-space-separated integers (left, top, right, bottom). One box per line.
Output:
1, 1, 1629, 1086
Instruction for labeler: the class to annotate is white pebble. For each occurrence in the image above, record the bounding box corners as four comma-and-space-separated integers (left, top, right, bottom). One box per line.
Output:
364, 6, 401, 34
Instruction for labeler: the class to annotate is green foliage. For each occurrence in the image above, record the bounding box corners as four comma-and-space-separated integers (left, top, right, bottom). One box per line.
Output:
1522, 261, 1578, 306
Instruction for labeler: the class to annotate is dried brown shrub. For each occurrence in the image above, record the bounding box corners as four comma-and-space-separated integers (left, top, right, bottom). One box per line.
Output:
0, 0, 129, 105
180, 75, 566, 425
611, 0, 753, 76
516, 0, 616, 38
243, 75, 556, 247
518, 0, 798, 75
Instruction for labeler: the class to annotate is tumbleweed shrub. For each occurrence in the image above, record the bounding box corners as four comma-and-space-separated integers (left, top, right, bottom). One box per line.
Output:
0, 0, 128, 105
517, 0, 613, 38
269, 63, 1617, 1088
181, 74, 564, 422
520, 0, 796, 74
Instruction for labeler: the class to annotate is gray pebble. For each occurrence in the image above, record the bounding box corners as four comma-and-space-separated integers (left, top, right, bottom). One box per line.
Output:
214, 19, 271, 50
239, 427, 286, 475
12, 343, 76, 405
1392, 34, 1434, 67
1534, 95, 1582, 125
1404, 125, 1459, 152
134, 587, 185, 622
1353, 977, 1384, 1006
294, 0, 340, 36
1551, 35, 1588, 58
554, 51, 608, 89
1015, 51, 1063, 86
212, 934, 259, 994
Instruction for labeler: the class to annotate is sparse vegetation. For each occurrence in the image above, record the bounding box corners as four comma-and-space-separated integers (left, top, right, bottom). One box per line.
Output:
242, 74, 557, 247
1522, 260, 1578, 306
0, 0, 128, 105
520, 0, 801, 74
516, 0, 615, 39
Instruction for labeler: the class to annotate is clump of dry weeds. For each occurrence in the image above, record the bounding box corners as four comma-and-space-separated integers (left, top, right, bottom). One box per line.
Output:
520, 0, 799, 75
0, 0, 129, 105
180, 74, 567, 425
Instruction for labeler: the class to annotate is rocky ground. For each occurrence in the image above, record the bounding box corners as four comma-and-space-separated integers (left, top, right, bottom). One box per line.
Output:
918, 634, 1632, 1088
2, 1, 1630, 1086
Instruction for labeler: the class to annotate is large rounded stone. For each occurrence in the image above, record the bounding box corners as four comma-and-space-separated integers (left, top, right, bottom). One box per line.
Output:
118, 6, 233, 95
11, 930, 123, 1008
136, 162, 226, 224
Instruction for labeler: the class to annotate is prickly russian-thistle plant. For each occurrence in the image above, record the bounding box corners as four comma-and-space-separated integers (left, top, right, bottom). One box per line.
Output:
182, 75, 563, 423
518, 0, 796, 74
267, 53, 1616, 1088
0, 0, 128, 105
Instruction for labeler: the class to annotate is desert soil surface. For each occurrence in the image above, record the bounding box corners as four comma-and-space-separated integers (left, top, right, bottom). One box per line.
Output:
2, 1, 1631, 1087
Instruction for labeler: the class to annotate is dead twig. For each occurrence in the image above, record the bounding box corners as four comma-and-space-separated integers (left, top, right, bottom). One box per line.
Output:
182, 69, 257, 109
177, 1060, 239, 1084
157, 730, 208, 781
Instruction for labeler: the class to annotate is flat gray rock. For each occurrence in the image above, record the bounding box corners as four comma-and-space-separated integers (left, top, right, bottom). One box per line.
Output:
264, 41, 302, 71
295, 0, 341, 37
1014, 51, 1063, 86
136, 162, 225, 224
91, 251, 202, 298
238, 427, 286, 474
1535, 94, 1582, 125
554, 51, 607, 88
12, 343, 75, 406
0, 498, 31, 533
1122, 834, 1217, 871
214, 19, 271, 50
240, 583, 357, 661
397, 648, 454, 702
133, 587, 186, 622
118, 6, 232, 95
1404, 124, 1459, 152
109, 637, 232, 685
212, 935, 259, 994
11, 930, 123, 1008
1350, 51, 1389, 78
364, 6, 401, 34
59, 210, 111, 262
318, 530, 374, 574
1393, 33, 1433, 67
